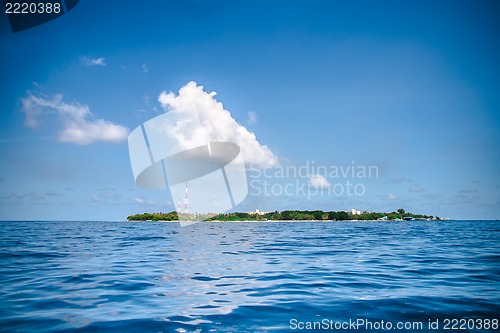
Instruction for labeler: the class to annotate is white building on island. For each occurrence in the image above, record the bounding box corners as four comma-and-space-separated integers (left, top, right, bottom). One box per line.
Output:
351, 208, 361, 215
248, 209, 267, 215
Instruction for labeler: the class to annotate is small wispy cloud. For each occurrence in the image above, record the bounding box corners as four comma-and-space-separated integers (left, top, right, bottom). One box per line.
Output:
409, 185, 425, 193
45, 190, 59, 197
308, 174, 331, 189
134, 196, 145, 204
142, 63, 149, 73
455, 189, 481, 202
90, 191, 122, 204
247, 111, 257, 125
386, 193, 397, 200
80, 56, 106, 67
1, 191, 52, 206
21, 92, 129, 145
133, 196, 170, 207
422, 193, 440, 201
390, 176, 410, 184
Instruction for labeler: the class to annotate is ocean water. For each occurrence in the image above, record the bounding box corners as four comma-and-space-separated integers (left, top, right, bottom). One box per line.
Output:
0, 220, 499, 333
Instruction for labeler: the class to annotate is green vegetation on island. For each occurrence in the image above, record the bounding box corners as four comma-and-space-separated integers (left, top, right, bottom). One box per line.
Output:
127, 208, 440, 221
127, 211, 179, 221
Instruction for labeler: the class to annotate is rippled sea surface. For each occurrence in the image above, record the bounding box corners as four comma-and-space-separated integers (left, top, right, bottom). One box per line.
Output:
0, 221, 499, 332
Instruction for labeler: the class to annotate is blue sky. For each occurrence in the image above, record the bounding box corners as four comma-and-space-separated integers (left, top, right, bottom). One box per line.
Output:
0, 0, 499, 220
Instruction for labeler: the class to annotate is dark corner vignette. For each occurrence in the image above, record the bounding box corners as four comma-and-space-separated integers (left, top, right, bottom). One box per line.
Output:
4, 0, 79, 33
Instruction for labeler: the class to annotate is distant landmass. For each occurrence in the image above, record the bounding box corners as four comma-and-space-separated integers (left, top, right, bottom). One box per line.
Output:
127, 209, 445, 222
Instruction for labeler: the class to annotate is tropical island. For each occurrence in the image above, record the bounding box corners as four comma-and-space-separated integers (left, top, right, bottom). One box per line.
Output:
127, 208, 445, 222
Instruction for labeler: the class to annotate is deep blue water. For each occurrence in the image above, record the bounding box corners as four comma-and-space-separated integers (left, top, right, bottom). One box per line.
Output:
0, 221, 499, 333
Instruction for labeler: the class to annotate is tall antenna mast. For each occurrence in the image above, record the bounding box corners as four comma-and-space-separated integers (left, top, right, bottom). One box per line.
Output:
184, 182, 189, 213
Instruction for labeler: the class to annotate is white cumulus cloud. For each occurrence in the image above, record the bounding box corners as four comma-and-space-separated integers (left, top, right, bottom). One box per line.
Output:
157, 81, 277, 167
21, 93, 129, 145
81, 56, 106, 66
308, 174, 331, 189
